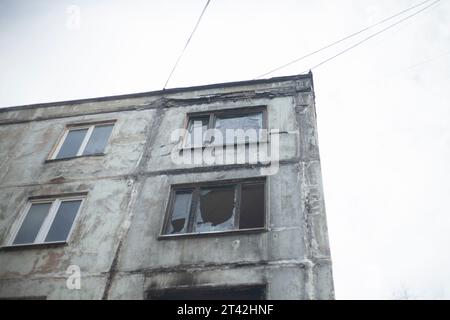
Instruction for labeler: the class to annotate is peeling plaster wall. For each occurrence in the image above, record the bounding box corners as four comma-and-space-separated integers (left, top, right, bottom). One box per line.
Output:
0, 75, 334, 300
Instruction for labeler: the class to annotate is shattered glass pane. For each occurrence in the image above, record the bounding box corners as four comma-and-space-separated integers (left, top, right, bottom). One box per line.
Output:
194, 186, 236, 233
185, 117, 209, 147
167, 191, 192, 234
83, 125, 114, 155
13, 203, 52, 245
215, 113, 263, 144
239, 183, 265, 229
56, 128, 88, 159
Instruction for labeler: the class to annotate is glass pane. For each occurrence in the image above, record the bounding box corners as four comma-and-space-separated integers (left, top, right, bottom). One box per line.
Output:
215, 113, 263, 144
45, 200, 82, 243
83, 125, 114, 155
185, 117, 209, 147
56, 128, 88, 159
13, 203, 52, 245
194, 185, 236, 233
167, 191, 192, 234
239, 183, 265, 229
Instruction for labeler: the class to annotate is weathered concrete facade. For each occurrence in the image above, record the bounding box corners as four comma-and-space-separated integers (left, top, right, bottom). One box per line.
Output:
0, 73, 334, 300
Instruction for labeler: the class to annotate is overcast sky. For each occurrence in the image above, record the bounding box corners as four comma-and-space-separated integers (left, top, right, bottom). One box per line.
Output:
1, 0, 450, 300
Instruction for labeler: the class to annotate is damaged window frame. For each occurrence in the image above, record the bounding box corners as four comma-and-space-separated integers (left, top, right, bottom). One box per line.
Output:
48, 120, 116, 161
160, 178, 267, 238
181, 106, 268, 149
4, 193, 86, 248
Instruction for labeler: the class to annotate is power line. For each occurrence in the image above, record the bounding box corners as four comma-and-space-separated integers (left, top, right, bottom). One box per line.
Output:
405, 50, 450, 70
163, 0, 211, 89
256, 0, 436, 79
304, 0, 441, 73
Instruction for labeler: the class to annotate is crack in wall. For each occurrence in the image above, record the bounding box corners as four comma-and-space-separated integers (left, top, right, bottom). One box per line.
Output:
101, 108, 165, 299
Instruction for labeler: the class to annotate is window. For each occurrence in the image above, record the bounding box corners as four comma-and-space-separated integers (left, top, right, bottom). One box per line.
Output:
162, 178, 266, 236
51, 122, 115, 160
184, 107, 266, 147
147, 285, 266, 300
9, 196, 85, 246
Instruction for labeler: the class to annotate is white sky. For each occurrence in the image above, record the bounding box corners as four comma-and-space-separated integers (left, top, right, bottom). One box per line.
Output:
1, 0, 449, 300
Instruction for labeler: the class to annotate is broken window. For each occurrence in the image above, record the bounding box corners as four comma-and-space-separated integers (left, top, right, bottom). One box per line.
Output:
52, 122, 115, 159
216, 113, 263, 144
168, 191, 193, 234
10, 196, 84, 246
183, 107, 266, 147
194, 185, 236, 233
163, 178, 266, 236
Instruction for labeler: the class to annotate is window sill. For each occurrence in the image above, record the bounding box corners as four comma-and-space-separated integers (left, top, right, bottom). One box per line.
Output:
158, 228, 268, 240
0, 241, 68, 251
45, 153, 105, 163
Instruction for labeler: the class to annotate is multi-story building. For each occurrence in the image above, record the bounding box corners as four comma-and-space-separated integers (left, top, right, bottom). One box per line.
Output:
0, 73, 334, 300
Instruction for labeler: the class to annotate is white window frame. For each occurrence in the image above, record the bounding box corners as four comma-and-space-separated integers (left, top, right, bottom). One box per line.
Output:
50, 122, 115, 160
6, 196, 85, 247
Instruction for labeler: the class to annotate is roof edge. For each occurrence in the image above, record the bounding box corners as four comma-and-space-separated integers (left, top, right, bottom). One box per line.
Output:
0, 73, 312, 113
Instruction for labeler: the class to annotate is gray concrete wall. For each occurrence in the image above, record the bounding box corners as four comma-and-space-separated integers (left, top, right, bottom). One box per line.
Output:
0, 75, 334, 300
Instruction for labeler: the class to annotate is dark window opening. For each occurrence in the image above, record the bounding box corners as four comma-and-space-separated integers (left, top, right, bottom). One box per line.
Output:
163, 179, 266, 236
194, 186, 236, 233
147, 285, 266, 300
239, 183, 265, 229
